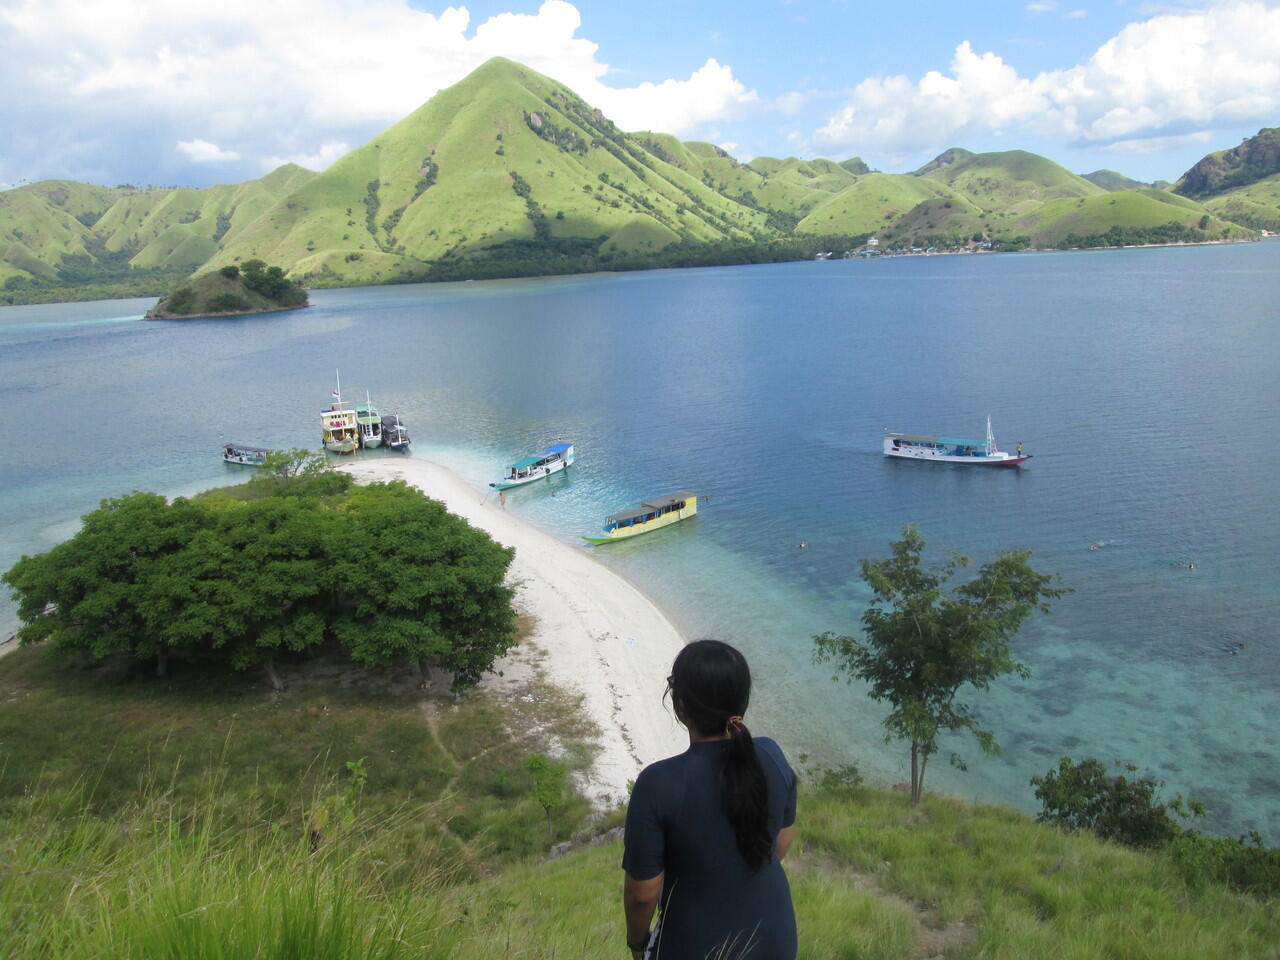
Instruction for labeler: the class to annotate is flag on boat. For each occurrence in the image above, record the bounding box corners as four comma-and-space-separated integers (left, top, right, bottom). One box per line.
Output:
331, 390, 340, 399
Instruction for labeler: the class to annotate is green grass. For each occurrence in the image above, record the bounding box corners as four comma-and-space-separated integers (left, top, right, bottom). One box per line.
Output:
1013, 191, 1254, 247
4, 636, 1279, 959
1202, 172, 1280, 230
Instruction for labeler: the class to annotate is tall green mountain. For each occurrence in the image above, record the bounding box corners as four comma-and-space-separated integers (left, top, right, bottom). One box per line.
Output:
1173, 128, 1280, 231
0, 59, 1262, 302
1175, 128, 1280, 199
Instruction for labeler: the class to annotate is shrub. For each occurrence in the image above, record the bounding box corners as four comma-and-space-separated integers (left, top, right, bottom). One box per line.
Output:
220, 264, 240, 279
1031, 757, 1201, 848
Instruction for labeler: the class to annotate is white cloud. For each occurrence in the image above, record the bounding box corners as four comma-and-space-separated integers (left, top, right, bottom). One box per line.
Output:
1065, 9, 1088, 18
261, 141, 351, 173
813, 1, 1280, 162
0, 0, 755, 184
177, 139, 239, 164
1027, 2, 1058, 12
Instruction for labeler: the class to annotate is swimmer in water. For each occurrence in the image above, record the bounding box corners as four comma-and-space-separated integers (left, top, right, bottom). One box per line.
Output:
1089, 544, 1101, 550
797, 541, 808, 549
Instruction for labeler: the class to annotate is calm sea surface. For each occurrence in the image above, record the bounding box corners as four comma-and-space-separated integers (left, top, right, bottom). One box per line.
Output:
4, 243, 1279, 837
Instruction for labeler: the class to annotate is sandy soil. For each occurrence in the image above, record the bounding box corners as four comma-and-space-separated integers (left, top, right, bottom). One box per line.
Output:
338, 457, 688, 807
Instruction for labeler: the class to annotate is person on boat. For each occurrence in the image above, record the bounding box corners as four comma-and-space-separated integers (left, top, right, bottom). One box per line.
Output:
622, 640, 797, 960
1016, 441, 1024, 456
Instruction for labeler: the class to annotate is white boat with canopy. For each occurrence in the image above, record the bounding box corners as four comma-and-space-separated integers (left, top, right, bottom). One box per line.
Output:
884, 417, 1030, 466
490, 443, 574, 490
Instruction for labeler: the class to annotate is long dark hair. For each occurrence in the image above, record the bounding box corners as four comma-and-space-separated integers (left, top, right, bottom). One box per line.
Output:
668, 640, 772, 869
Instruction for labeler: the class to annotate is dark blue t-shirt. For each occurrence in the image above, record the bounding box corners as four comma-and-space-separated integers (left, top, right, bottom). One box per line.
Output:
622, 737, 797, 960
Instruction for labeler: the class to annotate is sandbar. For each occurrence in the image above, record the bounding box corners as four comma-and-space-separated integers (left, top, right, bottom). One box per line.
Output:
338, 457, 687, 806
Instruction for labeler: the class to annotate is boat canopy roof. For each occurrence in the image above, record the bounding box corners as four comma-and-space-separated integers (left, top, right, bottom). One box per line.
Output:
226, 443, 271, 452
642, 491, 695, 510
888, 432, 984, 446
606, 491, 694, 524
509, 443, 573, 469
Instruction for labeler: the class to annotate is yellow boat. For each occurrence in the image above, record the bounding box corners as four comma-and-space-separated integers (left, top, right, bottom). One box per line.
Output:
583, 492, 698, 545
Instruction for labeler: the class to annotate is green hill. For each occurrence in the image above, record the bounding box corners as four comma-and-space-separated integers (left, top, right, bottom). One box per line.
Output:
916, 149, 1104, 217
1013, 189, 1253, 247
0, 61, 1266, 303
1082, 169, 1151, 192
1199, 172, 1280, 231
795, 172, 962, 235
1175, 127, 1280, 200
144, 261, 308, 319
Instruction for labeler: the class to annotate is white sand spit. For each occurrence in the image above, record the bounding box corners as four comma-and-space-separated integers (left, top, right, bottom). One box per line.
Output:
338, 457, 687, 807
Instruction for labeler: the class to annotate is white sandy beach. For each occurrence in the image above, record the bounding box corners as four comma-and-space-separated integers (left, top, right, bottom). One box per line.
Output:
338, 457, 688, 806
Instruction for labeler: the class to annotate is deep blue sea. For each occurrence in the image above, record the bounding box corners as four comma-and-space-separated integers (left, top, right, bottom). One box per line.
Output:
4, 242, 1279, 838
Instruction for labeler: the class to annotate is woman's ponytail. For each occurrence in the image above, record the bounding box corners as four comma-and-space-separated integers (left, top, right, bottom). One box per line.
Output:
667, 641, 774, 870
721, 715, 772, 869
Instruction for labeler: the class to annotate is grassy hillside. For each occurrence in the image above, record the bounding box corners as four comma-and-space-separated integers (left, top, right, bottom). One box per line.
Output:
1200, 172, 1280, 231
1, 63, 1266, 303
3, 639, 1278, 959
0, 169, 315, 300
1082, 169, 1151, 192
1175, 127, 1280, 200
918, 149, 1104, 217
796, 172, 961, 235
1014, 189, 1254, 248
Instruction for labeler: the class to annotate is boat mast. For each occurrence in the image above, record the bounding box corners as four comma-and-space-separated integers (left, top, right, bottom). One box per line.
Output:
334, 368, 342, 406
985, 415, 995, 456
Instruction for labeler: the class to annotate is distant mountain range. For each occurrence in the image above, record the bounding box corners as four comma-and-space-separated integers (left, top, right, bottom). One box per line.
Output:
2, 59, 1276, 303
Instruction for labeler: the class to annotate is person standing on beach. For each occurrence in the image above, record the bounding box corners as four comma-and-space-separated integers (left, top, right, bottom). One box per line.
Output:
622, 640, 797, 959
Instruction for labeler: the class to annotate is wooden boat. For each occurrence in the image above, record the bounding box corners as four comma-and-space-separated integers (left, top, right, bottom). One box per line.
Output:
321, 371, 359, 454
490, 443, 574, 490
356, 391, 382, 449
884, 417, 1030, 466
583, 492, 698, 545
381, 413, 410, 452
222, 442, 270, 466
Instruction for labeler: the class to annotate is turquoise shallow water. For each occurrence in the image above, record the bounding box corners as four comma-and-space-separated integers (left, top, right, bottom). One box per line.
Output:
4, 243, 1279, 837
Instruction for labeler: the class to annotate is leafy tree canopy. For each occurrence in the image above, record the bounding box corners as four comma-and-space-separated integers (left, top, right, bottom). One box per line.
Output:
3, 480, 517, 690
814, 524, 1066, 803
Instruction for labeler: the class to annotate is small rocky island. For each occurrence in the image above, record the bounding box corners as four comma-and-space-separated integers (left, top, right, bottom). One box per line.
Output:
144, 260, 308, 320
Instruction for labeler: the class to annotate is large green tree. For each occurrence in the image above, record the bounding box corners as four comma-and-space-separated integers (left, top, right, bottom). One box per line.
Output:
3, 492, 208, 675
328, 481, 517, 689
814, 524, 1065, 803
5, 480, 518, 691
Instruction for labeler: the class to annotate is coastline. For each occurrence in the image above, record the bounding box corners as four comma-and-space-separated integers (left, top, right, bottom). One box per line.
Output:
337, 457, 688, 807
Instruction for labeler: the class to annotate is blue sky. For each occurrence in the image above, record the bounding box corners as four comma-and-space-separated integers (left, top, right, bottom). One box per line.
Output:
2, 0, 1277, 189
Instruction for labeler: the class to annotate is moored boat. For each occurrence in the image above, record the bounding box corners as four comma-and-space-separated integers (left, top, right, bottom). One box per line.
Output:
490, 443, 574, 490
583, 492, 698, 545
222, 442, 270, 466
321, 371, 359, 454
356, 391, 382, 449
883, 416, 1030, 466
381, 413, 411, 452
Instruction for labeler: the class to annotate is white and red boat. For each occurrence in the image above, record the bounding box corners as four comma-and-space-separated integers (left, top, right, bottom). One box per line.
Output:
884, 417, 1030, 466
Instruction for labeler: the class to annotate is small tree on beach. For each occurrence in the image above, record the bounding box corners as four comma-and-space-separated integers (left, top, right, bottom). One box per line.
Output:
814, 524, 1065, 804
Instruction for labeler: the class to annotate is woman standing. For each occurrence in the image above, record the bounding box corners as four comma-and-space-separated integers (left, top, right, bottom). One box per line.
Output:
622, 640, 797, 959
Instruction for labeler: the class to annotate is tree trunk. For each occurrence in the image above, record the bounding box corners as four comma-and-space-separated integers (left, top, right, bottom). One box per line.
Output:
917, 751, 930, 804
910, 740, 921, 804
155, 645, 168, 678
417, 659, 432, 689
263, 657, 284, 692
